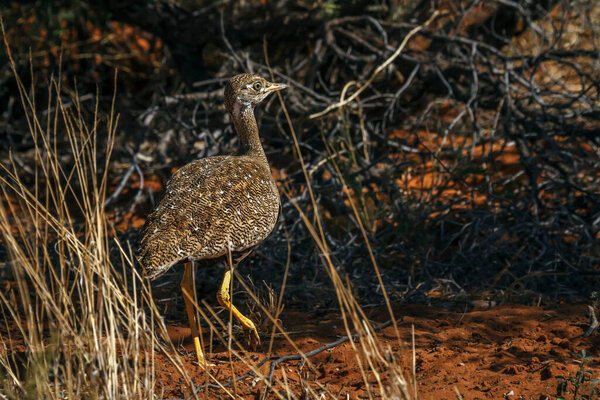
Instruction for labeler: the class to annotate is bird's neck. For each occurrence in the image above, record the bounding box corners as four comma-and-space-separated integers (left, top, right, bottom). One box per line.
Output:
231, 101, 268, 163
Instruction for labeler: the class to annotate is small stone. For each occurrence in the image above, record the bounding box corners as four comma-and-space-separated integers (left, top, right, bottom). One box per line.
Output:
540, 366, 555, 380
502, 365, 523, 375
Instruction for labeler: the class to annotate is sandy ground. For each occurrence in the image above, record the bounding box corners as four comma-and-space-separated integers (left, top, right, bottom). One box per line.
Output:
152, 303, 600, 399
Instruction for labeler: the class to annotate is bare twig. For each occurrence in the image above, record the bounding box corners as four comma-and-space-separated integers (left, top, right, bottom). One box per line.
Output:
309, 10, 443, 119
584, 305, 598, 337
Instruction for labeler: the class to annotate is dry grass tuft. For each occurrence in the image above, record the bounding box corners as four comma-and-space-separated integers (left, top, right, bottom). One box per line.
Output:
0, 45, 194, 397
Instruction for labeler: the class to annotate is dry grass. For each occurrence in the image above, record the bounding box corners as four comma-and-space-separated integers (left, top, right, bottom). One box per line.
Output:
0, 65, 172, 398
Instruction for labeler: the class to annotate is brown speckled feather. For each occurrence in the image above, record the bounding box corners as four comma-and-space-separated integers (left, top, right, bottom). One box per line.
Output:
139, 74, 284, 279
139, 156, 279, 279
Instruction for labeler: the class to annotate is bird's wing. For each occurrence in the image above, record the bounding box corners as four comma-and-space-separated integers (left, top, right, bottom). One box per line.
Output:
139, 156, 279, 279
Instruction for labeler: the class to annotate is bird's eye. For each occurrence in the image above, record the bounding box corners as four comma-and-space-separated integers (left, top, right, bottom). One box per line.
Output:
253, 81, 262, 91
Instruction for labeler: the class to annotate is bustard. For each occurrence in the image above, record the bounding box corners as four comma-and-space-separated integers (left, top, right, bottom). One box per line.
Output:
139, 73, 286, 365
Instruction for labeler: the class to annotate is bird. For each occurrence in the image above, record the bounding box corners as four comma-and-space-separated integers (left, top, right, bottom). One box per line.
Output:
139, 73, 286, 365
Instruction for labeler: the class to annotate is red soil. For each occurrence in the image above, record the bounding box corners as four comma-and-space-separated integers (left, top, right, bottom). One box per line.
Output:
154, 303, 600, 399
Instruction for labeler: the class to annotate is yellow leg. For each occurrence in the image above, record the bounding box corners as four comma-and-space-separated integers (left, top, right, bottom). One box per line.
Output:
216, 269, 260, 346
180, 262, 213, 366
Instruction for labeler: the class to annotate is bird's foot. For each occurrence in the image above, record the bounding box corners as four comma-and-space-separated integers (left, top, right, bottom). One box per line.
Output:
243, 320, 261, 349
195, 358, 216, 368
191, 335, 215, 367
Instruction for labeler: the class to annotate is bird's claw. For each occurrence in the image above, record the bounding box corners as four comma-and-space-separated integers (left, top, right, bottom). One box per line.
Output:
196, 359, 216, 368
244, 324, 261, 349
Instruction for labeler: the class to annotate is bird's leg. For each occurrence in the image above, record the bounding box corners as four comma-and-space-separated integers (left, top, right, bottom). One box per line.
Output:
216, 267, 260, 347
180, 261, 212, 365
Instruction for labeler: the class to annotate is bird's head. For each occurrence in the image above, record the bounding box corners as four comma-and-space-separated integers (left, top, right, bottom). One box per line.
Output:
224, 73, 287, 114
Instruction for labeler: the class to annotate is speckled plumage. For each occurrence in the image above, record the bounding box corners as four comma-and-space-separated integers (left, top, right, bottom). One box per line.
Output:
139, 74, 284, 279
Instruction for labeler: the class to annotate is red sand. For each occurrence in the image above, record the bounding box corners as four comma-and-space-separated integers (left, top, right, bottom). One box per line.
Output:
152, 303, 600, 399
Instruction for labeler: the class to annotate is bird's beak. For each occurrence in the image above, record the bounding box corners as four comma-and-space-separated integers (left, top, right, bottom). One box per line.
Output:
267, 83, 287, 92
